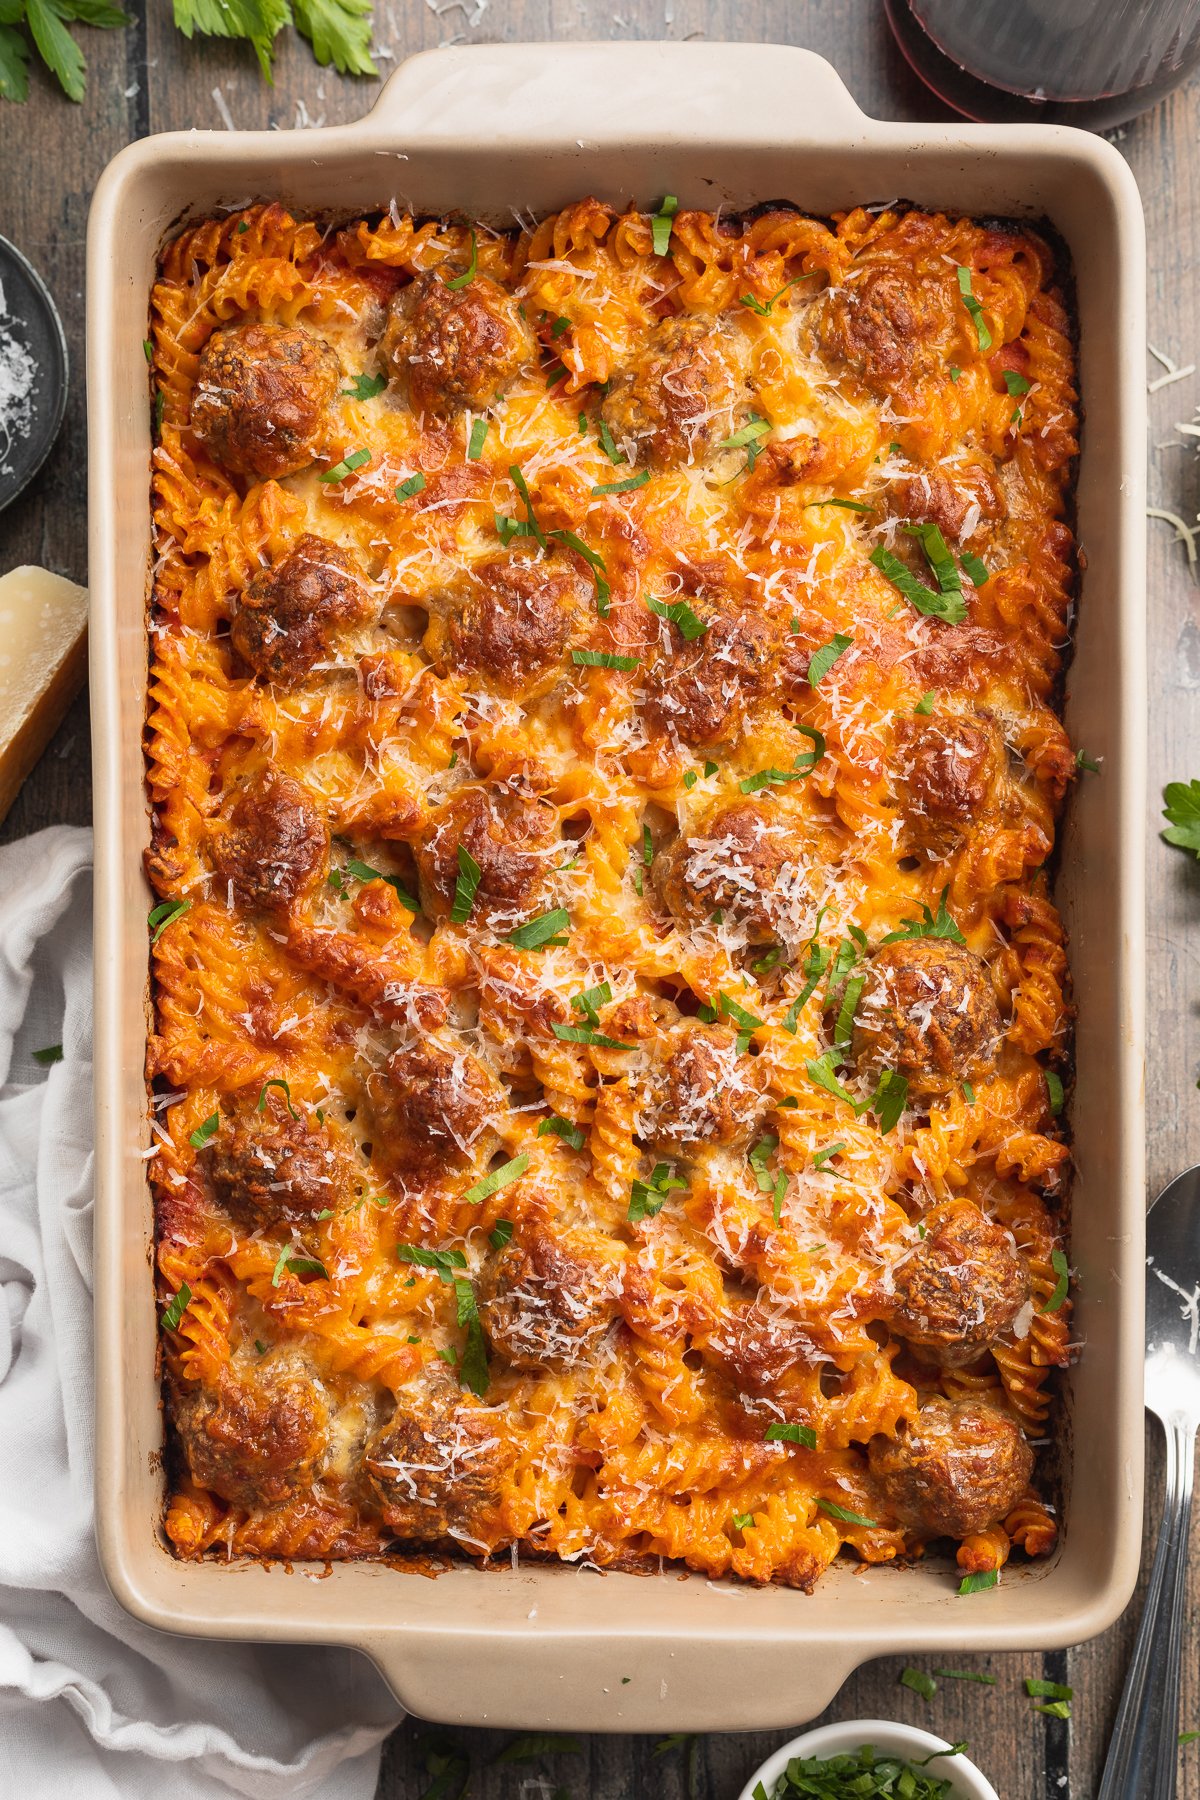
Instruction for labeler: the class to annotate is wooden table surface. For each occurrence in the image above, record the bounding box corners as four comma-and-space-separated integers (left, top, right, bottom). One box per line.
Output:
4, 3, 1199, 1795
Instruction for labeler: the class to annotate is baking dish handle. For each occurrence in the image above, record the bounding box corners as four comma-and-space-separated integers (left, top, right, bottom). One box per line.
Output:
360, 40, 868, 143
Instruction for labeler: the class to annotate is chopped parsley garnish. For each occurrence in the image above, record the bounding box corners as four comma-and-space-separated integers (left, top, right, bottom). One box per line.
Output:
550, 527, 610, 614
444, 228, 477, 290
538, 1114, 586, 1151
959, 1568, 1000, 1595
256, 1077, 300, 1120
807, 496, 873, 515
1045, 1069, 1064, 1116
914, 689, 936, 715
956, 265, 993, 351
148, 898, 191, 944
394, 471, 426, 502
188, 1111, 219, 1149
732, 1511, 755, 1531
880, 887, 965, 946
962, 1081, 976, 1105
833, 973, 866, 1055
271, 1248, 328, 1286
806, 1052, 856, 1108
1076, 749, 1101, 774
32, 1043, 63, 1065
1163, 779, 1200, 854
319, 447, 371, 484
544, 360, 568, 388
450, 845, 482, 924
748, 1134, 779, 1192
718, 990, 762, 1051
552, 1022, 633, 1050
494, 1734, 584, 1764
765, 1420, 817, 1449
597, 418, 623, 463
1025, 1679, 1073, 1700
571, 980, 613, 1025
1034, 1700, 1072, 1720
816, 1496, 880, 1528
785, 916, 832, 1028
592, 468, 650, 496
650, 193, 678, 256
1004, 369, 1032, 397
341, 372, 386, 401
873, 1068, 909, 1135
340, 858, 420, 911
752, 944, 785, 974
935, 1668, 998, 1685
647, 595, 707, 640
737, 272, 817, 315
464, 1154, 529, 1205
578, 410, 589, 435
949, 364, 961, 383
489, 1220, 514, 1250
718, 414, 771, 451
467, 417, 488, 460
1043, 1248, 1070, 1313
160, 1283, 191, 1332
154, 389, 165, 434
900, 1667, 937, 1701
142, 338, 154, 363
641, 824, 654, 868
808, 631, 853, 686
508, 906, 571, 950
810, 1141, 845, 1171
454, 1276, 490, 1395
869, 545, 967, 624
396, 1244, 467, 1279
904, 520, 963, 596
961, 551, 990, 586
683, 770, 698, 789
628, 1162, 686, 1222
572, 648, 640, 670
740, 727, 825, 793
507, 462, 546, 544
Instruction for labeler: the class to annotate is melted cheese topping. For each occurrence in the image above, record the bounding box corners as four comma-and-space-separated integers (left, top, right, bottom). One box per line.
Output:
148, 199, 1074, 1586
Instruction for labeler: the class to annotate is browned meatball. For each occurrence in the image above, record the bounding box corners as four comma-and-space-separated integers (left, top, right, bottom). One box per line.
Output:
816, 267, 956, 401
429, 553, 588, 699
895, 714, 1004, 849
706, 1301, 813, 1393
363, 1373, 509, 1537
888, 1200, 1029, 1365
601, 316, 745, 465
652, 802, 796, 942
478, 1227, 620, 1370
415, 784, 558, 932
207, 1092, 339, 1229
643, 612, 774, 748
379, 271, 535, 419
851, 939, 1001, 1102
868, 1397, 1033, 1538
892, 465, 1004, 542
634, 1022, 769, 1151
171, 1349, 329, 1509
191, 322, 340, 480
365, 1038, 503, 1184
210, 771, 328, 912
230, 534, 371, 685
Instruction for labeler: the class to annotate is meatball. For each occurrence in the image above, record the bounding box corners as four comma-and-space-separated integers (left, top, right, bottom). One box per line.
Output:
190, 322, 340, 480
230, 534, 371, 685
379, 270, 535, 419
888, 1200, 1030, 1365
415, 784, 558, 931
634, 1022, 768, 1151
171, 1350, 329, 1509
210, 771, 328, 912
652, 802, 796, 942
895, 714, 1005, 853
430, 553, 588, 699
706, 1301, 812, 1392
851, 939, 1001, 1102
816, 266, 956, 401
892, 465, 1003, 542
207, 1092, 339, 1229
601, 316, 745, 465
868, 1397, 1033, 1538
365, 1037, 503, 1184
478, 1227, 620, 1370
643, 612, 774, 747
363, 1373, 508, 1538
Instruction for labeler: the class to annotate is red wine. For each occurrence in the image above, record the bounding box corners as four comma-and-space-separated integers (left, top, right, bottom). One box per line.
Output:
886, 0, 1200, 129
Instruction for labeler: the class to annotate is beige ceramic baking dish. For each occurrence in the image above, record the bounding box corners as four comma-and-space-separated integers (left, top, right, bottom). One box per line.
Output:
88, 41, 1148, 1731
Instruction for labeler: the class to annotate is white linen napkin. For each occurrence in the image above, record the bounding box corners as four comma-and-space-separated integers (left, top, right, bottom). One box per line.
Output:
0, 826, 401, 1800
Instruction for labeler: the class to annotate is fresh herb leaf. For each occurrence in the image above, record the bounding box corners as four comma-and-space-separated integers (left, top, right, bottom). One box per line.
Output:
650, 193, 678, 256
1045, 1069, 1065, 1117
467, 417, 488, 460
450, 845, 482, 924
161, 1282, 191, 1331
550, 316, 571, 340
873, 1069, 909, 1135
807, 496, 873, 515
959, 1568, 1000, 1594
752, 944, 785, 974
934, 1668, 998, 1684
810, 1141, 845, 1171
1034, 1701, 1072, 1720
572, 648, 639, 670
904, 519, 963, 596
1004, 369, 1032, 397
881, 887, 966, 947
549, 528, 610, 615
489, 1219, 514, 1250
748, 1133, 779, 1193
718, 414, 771, 450
628, 1162, 686, 1222
0, 23, 31, 103
552, 1022, 633, 1050
1163, 779, 1200, 855
464, 1153, 529, 1205
592, 468, 650, 496
341, 371, 385, 400
900, 1667, 938, 1700
737, 272, 817, 315
1076, 749, 1101, 774
508, 906, 571, 949
597, 418, 623, 463
395, 470, 426, 502
1025, 1679, 1074, 1700
494, 1734, 582, 1764
319, 446, 370, 483
956, 265, 993, 351
341, 858, 420, 911
148, 898, 191, 944
508, 462, 545, 544
732, 1511, 755, 1531
453, 1276, 490, 1395
818, 1497, 880, 1527
271, 1247, 328, 1286
806, 1051, 856, 1108
962, 1080, 976, 1104
765, 1420, 817, 1449
808, 631, 853, 686
718, 990, 763, 1052
740, 729, 825, 794
256, 1077, 300, 1120
538, 1115, 586, 1151
962, 551, 990, 586
142, 337, 154, 363
949, 364, 961, 383
1043, 1247, 1070, 1313
833, 973, 866, 1055
647, 595, 707, 640
397, 1244, 467, 1279
443, 227, 477, 291
683, 770, 698, 789
188, 1111, 219, 1149
870, 543, 967, 624
914, 689, 936, 715
291, 0, 375, 75
32, 1043, 63, 1065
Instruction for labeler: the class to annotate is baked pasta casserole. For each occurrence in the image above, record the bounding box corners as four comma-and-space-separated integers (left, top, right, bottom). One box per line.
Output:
145, 197, 1077, 1589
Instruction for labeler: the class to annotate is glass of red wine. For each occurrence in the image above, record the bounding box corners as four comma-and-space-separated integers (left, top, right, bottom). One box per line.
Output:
886, 0, 1200, 129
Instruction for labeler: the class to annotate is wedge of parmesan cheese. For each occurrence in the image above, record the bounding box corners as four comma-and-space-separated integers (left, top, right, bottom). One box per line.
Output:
0, 565, 88, 823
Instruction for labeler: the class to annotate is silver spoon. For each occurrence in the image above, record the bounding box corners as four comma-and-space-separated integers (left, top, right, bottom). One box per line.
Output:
1097, 1168, 1200, 1800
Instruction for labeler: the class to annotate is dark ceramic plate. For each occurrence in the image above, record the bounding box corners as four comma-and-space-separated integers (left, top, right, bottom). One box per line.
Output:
0, 234, 68, 516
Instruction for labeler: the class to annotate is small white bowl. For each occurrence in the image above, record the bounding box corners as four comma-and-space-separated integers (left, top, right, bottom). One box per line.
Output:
737, 1717, 1001, 1800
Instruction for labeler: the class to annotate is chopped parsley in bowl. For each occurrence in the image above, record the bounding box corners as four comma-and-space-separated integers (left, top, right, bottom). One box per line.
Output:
739, 1721, 1000, 1800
